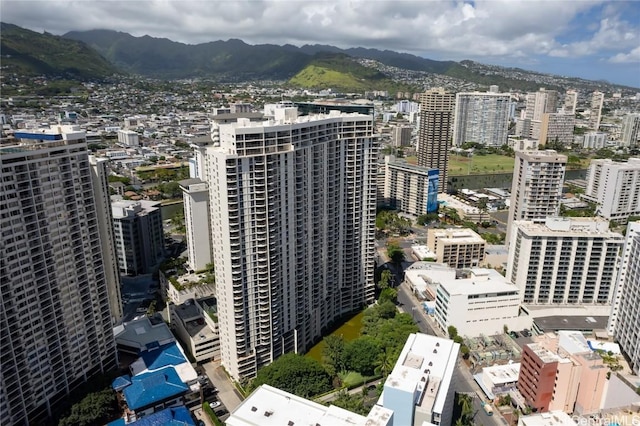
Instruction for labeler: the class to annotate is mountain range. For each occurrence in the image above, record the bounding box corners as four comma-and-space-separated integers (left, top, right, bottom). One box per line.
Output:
2, 22, 636, 93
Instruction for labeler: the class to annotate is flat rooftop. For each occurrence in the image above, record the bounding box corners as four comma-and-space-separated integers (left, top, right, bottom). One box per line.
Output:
174, 304, 216, 340
384, 333, 459, 416
439, 268, 518, 296
519, 411, 576, 425
114, 315, 174, 350
226, 384, 392, 426
482, 363, 521, 385
534, 315, 608, 332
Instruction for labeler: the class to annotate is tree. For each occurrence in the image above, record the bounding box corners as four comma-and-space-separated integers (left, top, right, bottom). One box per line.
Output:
378, 288, 398, 305
378, 270, 392, 290
374, 346, 399, 378
331, 390, 368, 416
58, 389, 117, 426
322, 335, 346, 376
343, 336, 382, 376
386, 243, 405, 265
249, 353, 332, 398
448, 325, 459, 340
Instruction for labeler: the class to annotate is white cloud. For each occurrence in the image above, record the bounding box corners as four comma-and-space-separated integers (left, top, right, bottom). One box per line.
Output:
609, 46, 640, 63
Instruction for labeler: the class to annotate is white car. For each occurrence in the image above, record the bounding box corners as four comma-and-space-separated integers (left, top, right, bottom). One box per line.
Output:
209, 401, 221, 409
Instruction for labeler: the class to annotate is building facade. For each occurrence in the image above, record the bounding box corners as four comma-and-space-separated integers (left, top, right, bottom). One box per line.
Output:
539, 113, 575, 146
563, 90, 578, 115
381, 333, 459, 426
452, 91, 511, 147
418, 88, 455, 193
201, 108, 377, 380
506, 150, 567, 244
507, 217, 623, 306
0, 126, 118, 424
588, 91, 605, 130
380, 155, 439, 216
427, 228, 486, 268
179, 178, 212, 272
621, 114, 640, 147
117, 129, 140, 147
391, 125, 413, 147
610, 221, 640, 375
583, 158, 640, 224
112, 200, 164, 276
89, 156, 123, 323
434, 268, 524, 337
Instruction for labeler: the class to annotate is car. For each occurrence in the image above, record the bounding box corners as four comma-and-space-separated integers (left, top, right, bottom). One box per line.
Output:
215, 408, 229, 417
209, 401, 221, 409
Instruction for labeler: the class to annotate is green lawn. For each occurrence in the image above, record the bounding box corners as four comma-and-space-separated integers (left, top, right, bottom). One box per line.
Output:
448, 153, 515, 175
339, 371, 365, 387
306, 311, 365, 362
405, 154, 515, 175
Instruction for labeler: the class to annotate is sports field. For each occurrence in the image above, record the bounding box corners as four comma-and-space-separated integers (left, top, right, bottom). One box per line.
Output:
405, 154, 516, 175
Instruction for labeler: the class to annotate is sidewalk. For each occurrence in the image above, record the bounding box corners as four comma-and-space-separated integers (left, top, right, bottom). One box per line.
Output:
201, 361, 243, 412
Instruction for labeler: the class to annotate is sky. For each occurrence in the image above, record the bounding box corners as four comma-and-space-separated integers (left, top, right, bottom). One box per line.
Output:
2, 0, 639, 88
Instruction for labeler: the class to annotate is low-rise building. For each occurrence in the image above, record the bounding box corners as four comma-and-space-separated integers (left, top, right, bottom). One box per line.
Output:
427, 228, 486, 268
171, 298, 220, 363
404, 262, 455, 300
517, 411, 577, 426
379, 333, 459, 426
477, 363, 521, 400
226, 384, 393, 426
434, 268, 528, 337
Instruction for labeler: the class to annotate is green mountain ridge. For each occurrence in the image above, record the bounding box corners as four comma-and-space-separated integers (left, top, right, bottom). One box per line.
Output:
0, 23, 119, 79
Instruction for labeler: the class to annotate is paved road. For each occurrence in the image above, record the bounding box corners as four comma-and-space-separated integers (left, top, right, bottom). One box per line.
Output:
201, 361, 243, 412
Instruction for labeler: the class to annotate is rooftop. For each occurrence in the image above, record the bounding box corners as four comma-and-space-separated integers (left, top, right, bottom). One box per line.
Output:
526, 343, 562, 364
438, 268, 518, 297
384, 333, 459, 415
114, 315, 175, 353
122, 367, 189, 411
533, 315, 609, 332
514, 217, 622, 238
482, 363, 521, 385
518, 411, 577, 425
226, 384, 392, 426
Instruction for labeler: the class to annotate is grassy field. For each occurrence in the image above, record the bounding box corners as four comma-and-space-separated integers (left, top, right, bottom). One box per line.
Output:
305, 311, 365, 362
406, 154, 516, 175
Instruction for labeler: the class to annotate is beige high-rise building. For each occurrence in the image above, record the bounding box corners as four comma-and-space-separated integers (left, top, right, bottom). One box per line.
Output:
588, 91, 605, 130
583, 158, 640, 224
539, 113, 575, 146
453, 91, 511, 147
621, 114, 640, 147
1, 126, 119, 424
563, 89, 578, 115
199, 107, 377, 380
506, 150, 567, 244
418, 88, 455, 193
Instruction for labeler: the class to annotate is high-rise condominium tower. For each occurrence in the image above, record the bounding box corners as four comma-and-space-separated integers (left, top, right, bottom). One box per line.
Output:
201, 108, 377, 380
583, 158, 640, 224
589, 91, 605, 130
453, 91, 511, 147
563, 89, 578, 115
621, 114, 640, 147
418, 88, 455, 193
506, 150, 567, 244
0, 126, 119, 424
609, 221, 640, 374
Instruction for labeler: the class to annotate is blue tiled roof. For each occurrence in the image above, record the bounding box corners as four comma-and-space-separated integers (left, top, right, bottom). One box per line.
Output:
130, 406, 195, 426
123, 367, 189, 411
141, 342, 187, 371
112, 374, 132, 391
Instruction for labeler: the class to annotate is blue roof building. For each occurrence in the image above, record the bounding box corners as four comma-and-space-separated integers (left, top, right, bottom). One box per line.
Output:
141, 343, 186, 371
112, 375, 132, 392
107, 406, 195, 426
123, 367, 189, 411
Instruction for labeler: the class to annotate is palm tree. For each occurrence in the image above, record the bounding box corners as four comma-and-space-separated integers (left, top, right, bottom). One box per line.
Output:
374, 347, 398, 378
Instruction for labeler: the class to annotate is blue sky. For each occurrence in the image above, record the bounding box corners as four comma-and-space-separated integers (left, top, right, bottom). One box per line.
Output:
2, 0, 639, 87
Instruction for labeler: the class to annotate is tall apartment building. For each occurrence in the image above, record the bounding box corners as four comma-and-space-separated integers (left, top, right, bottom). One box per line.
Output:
112, 199, 164, 276
117, 129, 140, 147
539, 113, 575, 146
588, 91, 605, 130
518, 343, 564, 412
89, 156, 123, 322
452, 91, 511, 147
391, 125, 413, 147
506, 150, 567, 244
621, 114, 640, 147
427, 228, 486, 268
179, 178, 212, 272
381, 333, 459, 426
507, 217, 623, 306
379, 155, 439, 216
581, 131, 607, 149
0, 126, 118, 424
609, 222, 640, 374
563, 89, 578, 115
583, 158, 640, 224
417, 88, 455, 193
199, 108, 377, 380
524, 88, 559, 121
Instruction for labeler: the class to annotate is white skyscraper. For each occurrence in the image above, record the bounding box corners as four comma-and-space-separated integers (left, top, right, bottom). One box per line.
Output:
180, 178, 212, 272
621, 114, 640, 147
0, 126, 119, 424
588, 91, 605, 130
453, 91, 511, 147
506, 150, 567, 244
609, 222, 640, 374
200, 108, 377, 380
563, 90, 578, 115
583, 158, 640, 224
507, 217, 623, 306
